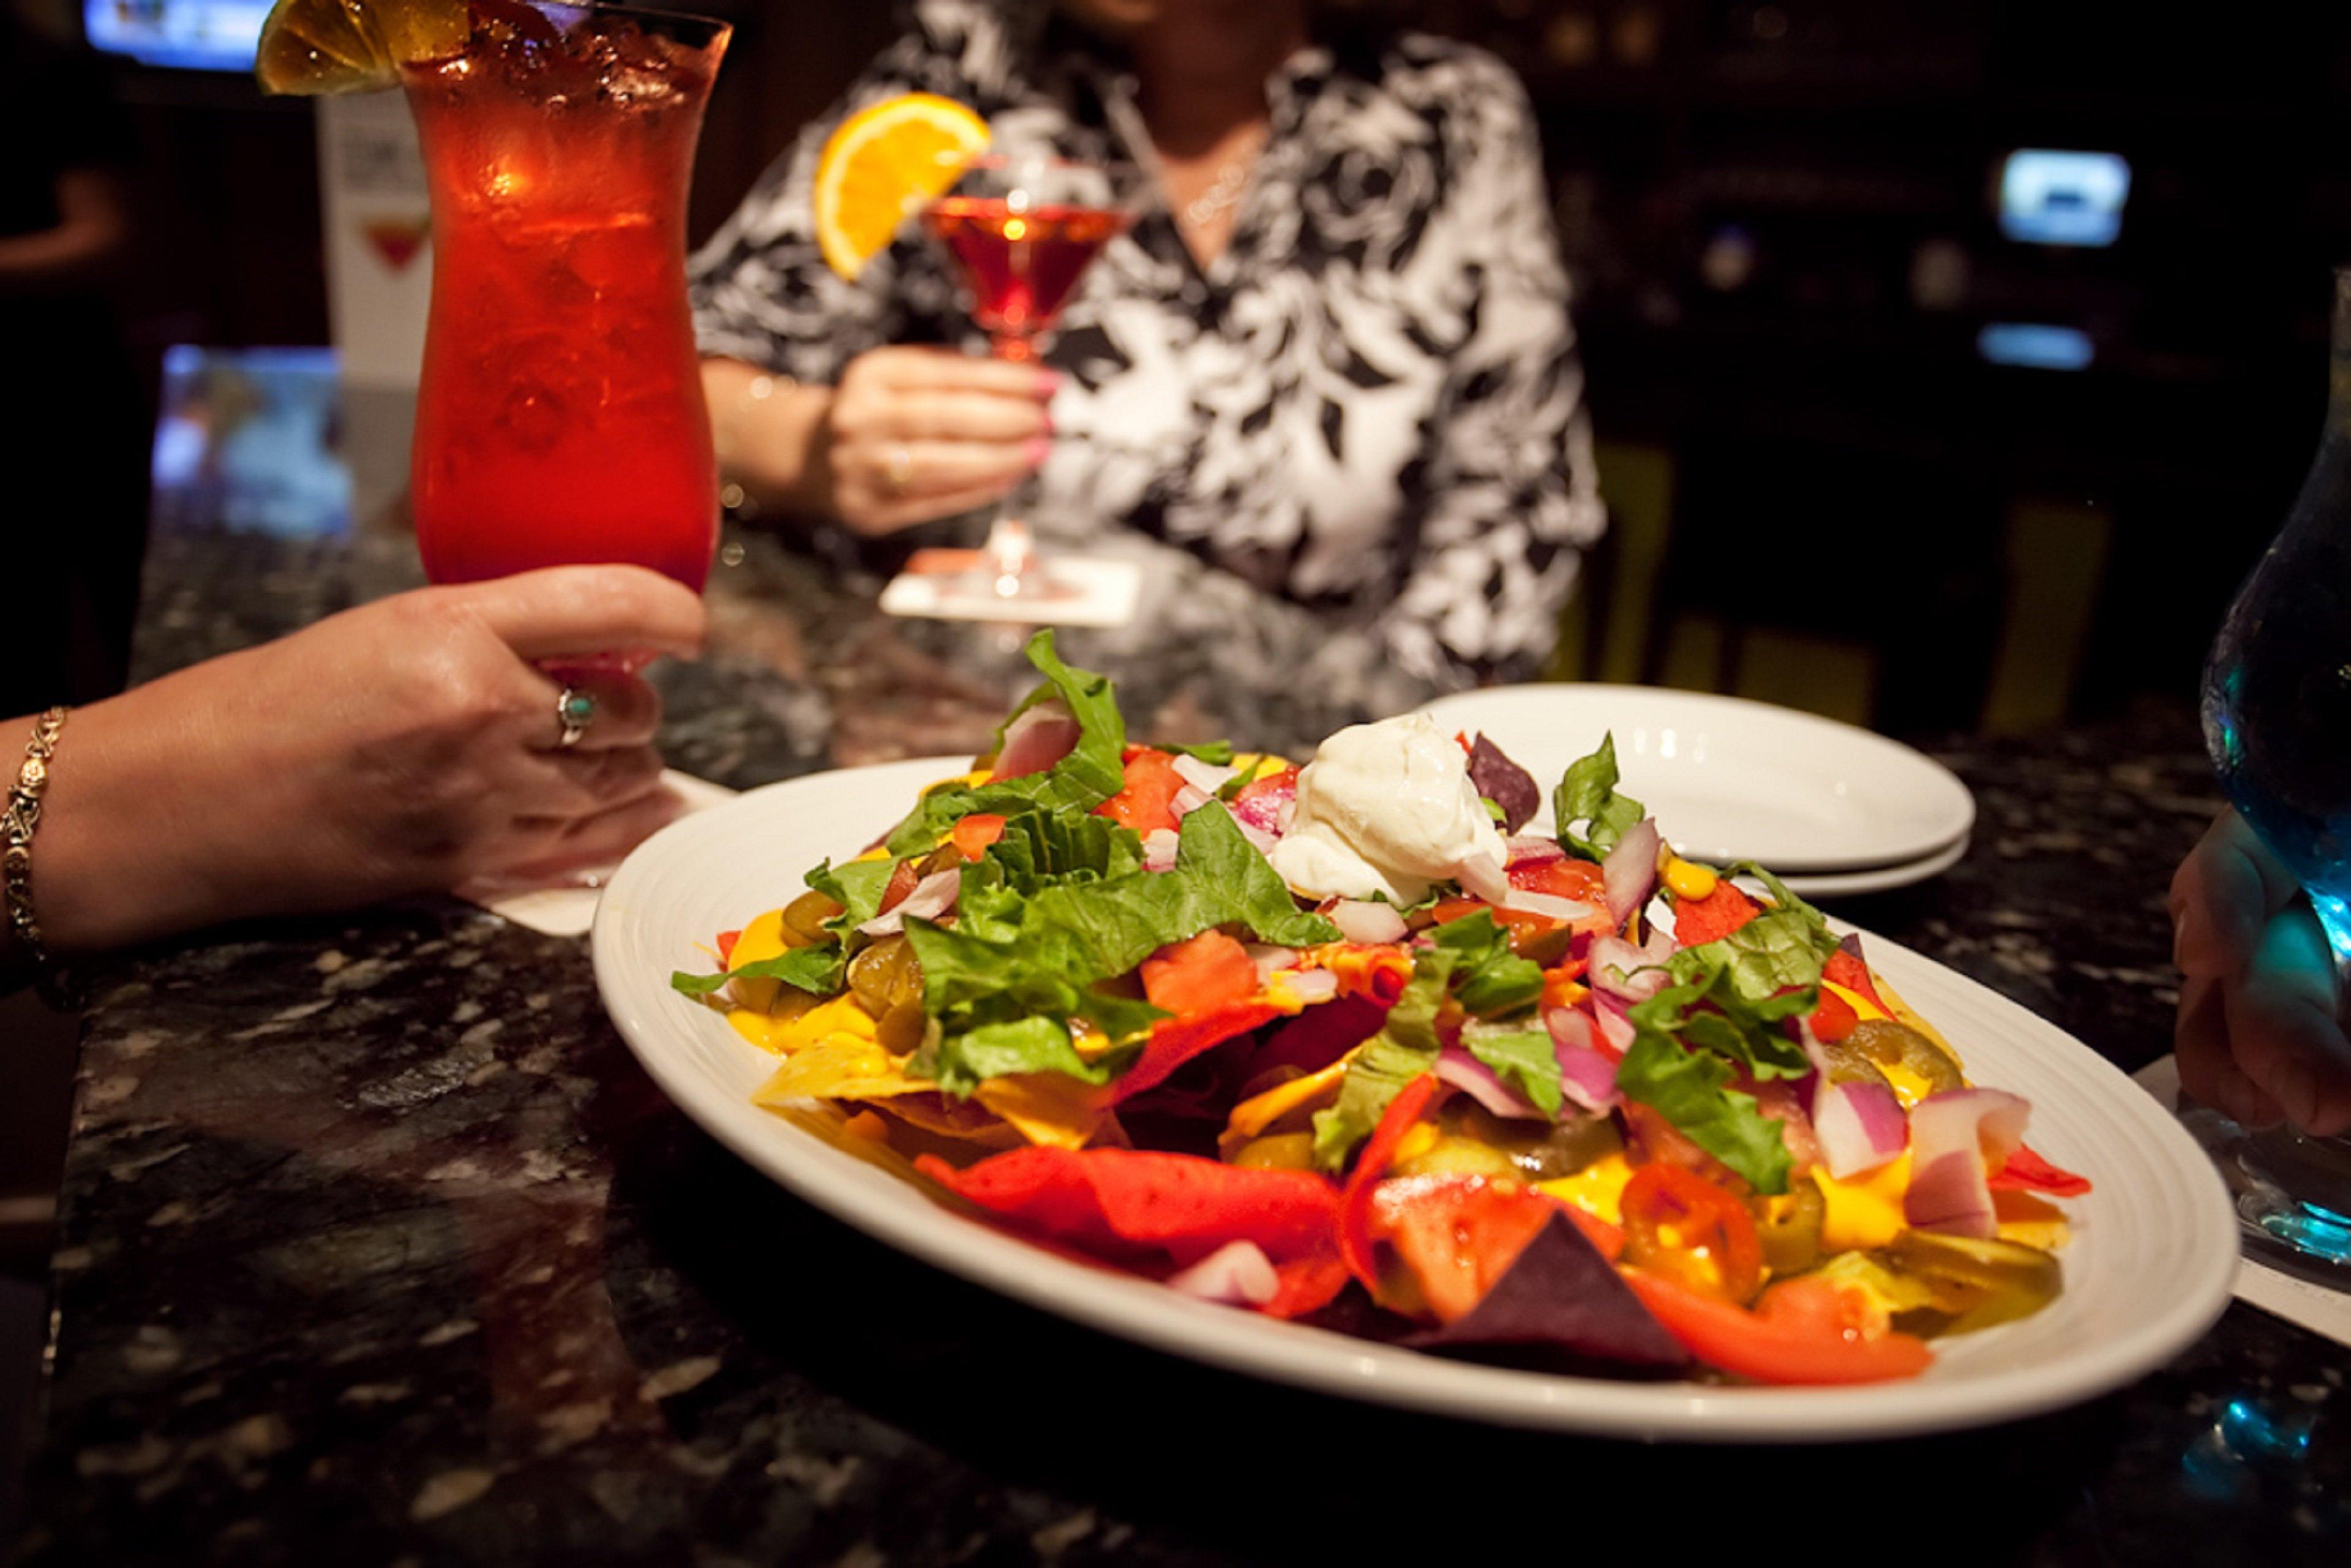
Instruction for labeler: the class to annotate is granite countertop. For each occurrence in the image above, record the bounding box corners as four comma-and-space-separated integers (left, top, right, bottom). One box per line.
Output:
12, 521, 2347, 1566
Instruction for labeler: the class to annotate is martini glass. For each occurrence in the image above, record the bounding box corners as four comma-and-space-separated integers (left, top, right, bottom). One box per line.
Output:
921, 152, 1131, 604
2191, 266, 2351, 1279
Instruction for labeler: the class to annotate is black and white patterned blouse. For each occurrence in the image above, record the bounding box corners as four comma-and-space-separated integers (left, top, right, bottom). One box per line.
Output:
690, 0, 1604, 685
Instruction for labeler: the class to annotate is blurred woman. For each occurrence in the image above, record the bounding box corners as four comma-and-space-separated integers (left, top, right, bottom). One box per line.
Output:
694, 0, 1604, 685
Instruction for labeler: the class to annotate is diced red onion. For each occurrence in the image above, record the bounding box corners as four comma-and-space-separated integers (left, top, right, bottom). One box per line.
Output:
1505, 836, 1568, 869
1236, 820, 1281, 857
1502, 889, 1593, 922
1811, 1077, 1909, 1179
1591, 992, 1637, 1057
1171, 784, 1212, 817
1166, 1240, 1278, 1307
1436, 1048, 1550, 1120
1545, 1008, 1621, 1111
1603, 817, 1662, 927
1231, 773, 1295, 835
1142, 829, 1180, 873
1327, 899, 1408, 945
1457, 851, 1512, 906
1903, 1089, 2031, 1239
1276, 799, 1297, 835
1281, 969, 1340, 1005
1589, 932, 1673, 1003
1171, 755, 1238, 795
990, 699, 1079, 780
858, 868, 960, 936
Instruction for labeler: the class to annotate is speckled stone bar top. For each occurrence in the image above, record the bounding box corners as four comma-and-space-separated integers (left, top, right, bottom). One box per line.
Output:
13, 522, 2349, 1566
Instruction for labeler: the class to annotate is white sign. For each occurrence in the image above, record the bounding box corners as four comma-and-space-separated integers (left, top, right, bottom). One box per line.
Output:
317, 92, 432, 391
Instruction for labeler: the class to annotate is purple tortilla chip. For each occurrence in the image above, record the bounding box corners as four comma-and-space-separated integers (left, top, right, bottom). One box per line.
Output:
1467, 735, 1542, 836
1409, 1214, 1689, 1370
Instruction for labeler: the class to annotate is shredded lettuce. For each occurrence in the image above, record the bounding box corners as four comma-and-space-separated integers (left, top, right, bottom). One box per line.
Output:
1463, 1020, 1564, 1117
1553, 733, 1646, 862
670, 942, 845, 1001
1313, 948, 1457, 1170
883, 631, 1130, 856
806, 857, 896, 939
906, 803, 1338, 1096
923, 1016, 1131, 1098
1426, 909, 1543, 1018
1160, 740, 1236, 765
1614, 1031, 1793, 1195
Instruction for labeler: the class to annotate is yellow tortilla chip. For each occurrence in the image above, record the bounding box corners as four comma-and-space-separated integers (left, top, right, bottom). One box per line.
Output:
774, 996, 878, 1056
976, 1072, 1113, 1150
1218, 1049, 1361, 1158
753, 1033, 923, 1105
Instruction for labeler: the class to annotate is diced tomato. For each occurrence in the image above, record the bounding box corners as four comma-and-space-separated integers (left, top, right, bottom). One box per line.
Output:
1540, 959, 1590, 1010
715, 929, 741, 966
1096, 748, 1187, 836
1624, 1270, 1933, 1385
1371, 1173, 1557, 1324
875, 857, 921, 915
1823, 948, 1888, 1012
1989, 1142, 2094, 1197
1507, 857, 1608, 904
1672, 880, 1761, 947
1338, 1073, 1444, 1289
950, 813, 1007, 860
1430, 895, 1565, 954
1112, 1000, 1284, 1105
1620, 1163, 1765, 1304
1140, 931, 1260, 1017
1809, 985, 1859, 1044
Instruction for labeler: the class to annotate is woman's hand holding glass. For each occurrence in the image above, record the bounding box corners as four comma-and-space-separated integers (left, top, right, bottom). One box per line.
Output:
709, 347, 1053, 536
31, 566, 706, 954
2172, 808, 2351, 1137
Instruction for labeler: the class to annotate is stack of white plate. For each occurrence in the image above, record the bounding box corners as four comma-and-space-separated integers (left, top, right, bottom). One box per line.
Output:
1415, 685, 1974, 898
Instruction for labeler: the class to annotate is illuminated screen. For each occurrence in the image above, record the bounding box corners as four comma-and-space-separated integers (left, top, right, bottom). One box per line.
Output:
1976, 323, 2094, 371
2000, 150, 2131, 247
85, 0, 268, 70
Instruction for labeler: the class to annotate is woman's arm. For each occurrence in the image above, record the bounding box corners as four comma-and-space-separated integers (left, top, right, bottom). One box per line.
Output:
4, 568, 703, 973
689, 17, 1046, 530
1383, 62, 1605, 687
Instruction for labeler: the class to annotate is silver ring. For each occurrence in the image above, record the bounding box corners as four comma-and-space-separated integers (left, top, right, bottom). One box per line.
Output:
555, 685, 598, 749
881, 444, 913, 498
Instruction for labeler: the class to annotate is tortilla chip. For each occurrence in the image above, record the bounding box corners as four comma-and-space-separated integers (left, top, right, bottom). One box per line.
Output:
976, 1072, 1114, 1150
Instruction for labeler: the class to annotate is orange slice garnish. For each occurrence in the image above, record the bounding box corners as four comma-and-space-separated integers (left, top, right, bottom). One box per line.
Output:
812, 92, 990, 280
255, 0, 467, 95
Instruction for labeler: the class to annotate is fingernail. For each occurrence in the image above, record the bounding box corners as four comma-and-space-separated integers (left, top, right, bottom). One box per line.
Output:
1033, 369, 1062, 398
1024, 435, 1052, 467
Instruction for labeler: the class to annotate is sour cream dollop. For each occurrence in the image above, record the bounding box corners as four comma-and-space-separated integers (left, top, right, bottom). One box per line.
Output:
1268, 713, 1509, 905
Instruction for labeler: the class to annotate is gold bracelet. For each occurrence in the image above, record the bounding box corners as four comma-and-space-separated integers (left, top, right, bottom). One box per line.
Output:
3, 707, 69, 980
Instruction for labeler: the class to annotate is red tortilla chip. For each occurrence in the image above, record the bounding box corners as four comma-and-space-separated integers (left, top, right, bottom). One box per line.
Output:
1111, 1000, 1284, 1105
916, 1146, 1341, 1266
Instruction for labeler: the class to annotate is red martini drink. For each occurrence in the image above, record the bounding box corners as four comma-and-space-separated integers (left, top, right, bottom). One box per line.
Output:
924, 197, 1126, 362
403, 0, 729, 595
923, 155, 1130, 602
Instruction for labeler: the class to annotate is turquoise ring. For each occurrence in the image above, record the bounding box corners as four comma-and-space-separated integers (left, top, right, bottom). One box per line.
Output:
555, 685, 598, 749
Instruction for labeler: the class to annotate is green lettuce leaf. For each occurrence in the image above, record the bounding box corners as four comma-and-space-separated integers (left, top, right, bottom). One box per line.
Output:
882, 631, 1130, 857
1426, 909, 1544, 1018
1463, 1020, 1564, 1117
902, 803, 1337, 1096
923, 1015, 1136, 1098
1161, 740, 1236, 765
1313, 949, 1457, 1170
806, 857, 896, 939
1553, 733, 1646, 861
669, 942, 846, 1002
1614, 1030, 1792, 1194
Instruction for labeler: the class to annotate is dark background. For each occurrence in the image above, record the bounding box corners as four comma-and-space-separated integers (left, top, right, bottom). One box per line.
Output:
78, 0, 2351, 735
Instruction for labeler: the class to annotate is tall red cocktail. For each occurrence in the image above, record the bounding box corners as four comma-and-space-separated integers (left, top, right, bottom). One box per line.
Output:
403, 0, 727, 592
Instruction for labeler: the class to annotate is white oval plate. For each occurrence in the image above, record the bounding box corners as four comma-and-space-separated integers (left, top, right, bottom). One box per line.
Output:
1417, 685, 1975, 874
591, 758, 2237, 1443
1780, 836, 1971, 901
